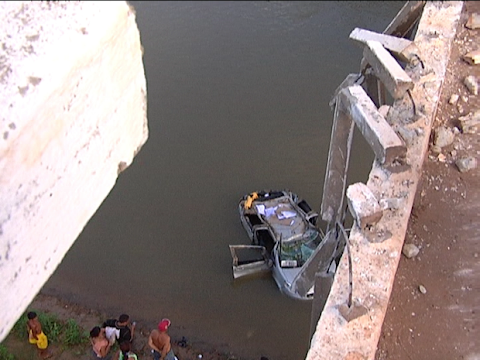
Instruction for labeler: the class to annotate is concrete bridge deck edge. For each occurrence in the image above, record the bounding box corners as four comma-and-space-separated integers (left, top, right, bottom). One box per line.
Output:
306, 2, 464, 359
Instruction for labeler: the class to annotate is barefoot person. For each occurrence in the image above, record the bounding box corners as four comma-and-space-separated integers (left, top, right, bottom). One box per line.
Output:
148, 319, 176, 360
27, 311, 52, 359
90, 326, 112, 359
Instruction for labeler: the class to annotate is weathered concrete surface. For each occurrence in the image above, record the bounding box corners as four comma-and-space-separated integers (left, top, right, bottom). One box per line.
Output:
363, 40, 414, 99
306, 2, 463, 360
338, 85, 407, 165
0, 1, 147, 342
321, 94, 355, 224
346, 183, 383, 230
350, 28, 420, 64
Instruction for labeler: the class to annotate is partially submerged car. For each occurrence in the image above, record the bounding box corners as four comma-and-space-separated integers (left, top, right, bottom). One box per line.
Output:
230, 190, 340, 300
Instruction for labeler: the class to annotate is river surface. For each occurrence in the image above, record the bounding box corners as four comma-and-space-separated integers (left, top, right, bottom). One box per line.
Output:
43, 2, 404, 359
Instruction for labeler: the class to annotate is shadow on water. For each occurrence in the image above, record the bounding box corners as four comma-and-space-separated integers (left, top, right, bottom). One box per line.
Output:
43, 2, 405, 359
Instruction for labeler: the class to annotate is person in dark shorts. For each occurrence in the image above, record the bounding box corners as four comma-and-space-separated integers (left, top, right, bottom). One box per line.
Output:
103, 314, 136, 345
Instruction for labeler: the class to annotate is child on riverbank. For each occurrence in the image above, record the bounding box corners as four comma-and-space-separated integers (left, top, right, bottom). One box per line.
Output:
27, 311, 52, 359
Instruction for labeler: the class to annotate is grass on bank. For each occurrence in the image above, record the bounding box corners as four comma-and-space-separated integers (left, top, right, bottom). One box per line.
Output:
0, 309, 90, 360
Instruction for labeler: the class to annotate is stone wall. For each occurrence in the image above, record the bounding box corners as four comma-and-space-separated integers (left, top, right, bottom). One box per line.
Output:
0, 1, 148, 341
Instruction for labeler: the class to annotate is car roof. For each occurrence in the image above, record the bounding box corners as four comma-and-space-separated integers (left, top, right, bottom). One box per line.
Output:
254, 193, 317, 243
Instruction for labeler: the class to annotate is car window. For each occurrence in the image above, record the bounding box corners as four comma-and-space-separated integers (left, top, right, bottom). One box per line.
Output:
279, 229, 321, 267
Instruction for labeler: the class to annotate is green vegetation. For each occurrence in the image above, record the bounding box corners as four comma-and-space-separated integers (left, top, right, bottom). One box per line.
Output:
63, 319, 89, 347
5, 309, 89, 357
37, 312, 62, 343
0, 344, 15, 360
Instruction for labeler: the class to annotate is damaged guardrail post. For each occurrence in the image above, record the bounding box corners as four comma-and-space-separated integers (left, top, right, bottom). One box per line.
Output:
338, 85, 407, 167
356, 1, 426, 106
362, 40, 414, 100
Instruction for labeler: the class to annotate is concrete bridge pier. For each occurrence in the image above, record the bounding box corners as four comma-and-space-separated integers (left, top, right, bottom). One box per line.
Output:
0, 1, 148, 342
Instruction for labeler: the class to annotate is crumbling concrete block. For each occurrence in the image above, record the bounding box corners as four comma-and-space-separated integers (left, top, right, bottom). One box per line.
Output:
338, 85, 406, 165
350, 27, 421, 64
346, 182, 383, 230
464, 75, 479, 95
329, 73, 363, 110
466, 12, 480, 29
463, 49, 480, 65
363, 40, 414, 99
458, 110, 480, 134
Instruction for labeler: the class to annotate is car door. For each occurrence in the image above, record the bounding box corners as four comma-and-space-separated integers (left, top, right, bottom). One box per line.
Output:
229, 245, 272, 279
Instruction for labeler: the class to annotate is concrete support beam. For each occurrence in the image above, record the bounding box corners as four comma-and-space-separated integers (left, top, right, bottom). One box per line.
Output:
338, 85, 406, 166
329, 73, 363, 111
360, 1, 426, 73
309, 271, 334, 338
0, 1, 148, 341
307, 2, 464, 360
363, 40, 414, 99
320, 97, 355, 224
384, 1, 426, 38
350, 28, 420, 64
292, 227, 341, 299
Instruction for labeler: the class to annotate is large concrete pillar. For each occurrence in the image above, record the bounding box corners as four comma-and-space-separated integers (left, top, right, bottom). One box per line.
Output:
0, 1, 148, 341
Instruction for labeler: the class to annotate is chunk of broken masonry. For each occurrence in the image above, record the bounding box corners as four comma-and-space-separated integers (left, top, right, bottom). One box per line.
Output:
346, 182, 383, 230
466, 13, 480, 29
463, 49, 480, 65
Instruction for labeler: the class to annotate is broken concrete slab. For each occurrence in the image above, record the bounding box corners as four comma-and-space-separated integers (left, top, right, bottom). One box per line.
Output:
458, 110, 480, 133
463, 49, 480, 64
363, 40, 414, 99
338, 84, 407, 165
0, 1, 148, 342
346, 182, 383, 230
321, 98, 355, 223
465, 12, 480, 29
329, 73, 363, 110
350, 27, 421, 64
359, 1, 426, 72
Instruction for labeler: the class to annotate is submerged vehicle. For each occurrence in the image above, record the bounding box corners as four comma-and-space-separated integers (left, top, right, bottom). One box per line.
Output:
230, 190, 341, 301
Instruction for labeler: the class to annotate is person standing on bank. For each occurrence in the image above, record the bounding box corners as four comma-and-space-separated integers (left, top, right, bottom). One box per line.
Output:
27, 311, 52, 359
90, 326, 112, 359
148, 318, 176, 360
103, 314, 136, 345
